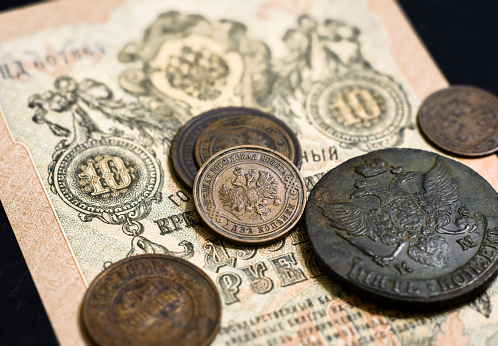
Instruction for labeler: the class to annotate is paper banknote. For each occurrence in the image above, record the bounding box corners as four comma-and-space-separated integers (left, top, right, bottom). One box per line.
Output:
0, 0, 497, 344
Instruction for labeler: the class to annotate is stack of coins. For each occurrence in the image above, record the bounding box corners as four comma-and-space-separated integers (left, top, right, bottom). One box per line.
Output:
170, 107, 302, 189
170, 107, 307, 244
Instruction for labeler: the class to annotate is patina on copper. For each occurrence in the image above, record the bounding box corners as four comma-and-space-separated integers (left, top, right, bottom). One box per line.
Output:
170, 107, 301, 189
305, 148, 498, 310
82, 255, 221, 346
194, 114, 300, 168
418, 85, 498, 156
193, 145, 306, 245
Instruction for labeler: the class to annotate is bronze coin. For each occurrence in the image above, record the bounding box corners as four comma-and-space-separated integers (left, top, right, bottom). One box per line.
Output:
194, 114, 300, 168
82, 255, 221, 346
418, 85, 498, 156
170, 107, 301, 189
305, 148, 498, 310
193, 145, 306, 245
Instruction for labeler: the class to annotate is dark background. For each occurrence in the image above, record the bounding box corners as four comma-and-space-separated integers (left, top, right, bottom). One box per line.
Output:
0, 0, 497, 344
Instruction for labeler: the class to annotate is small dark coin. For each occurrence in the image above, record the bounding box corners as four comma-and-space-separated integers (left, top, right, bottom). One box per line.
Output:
418, 85, 498, 156
82, 255, 221, 346
194, 145, 306, 245
194, 113, 301, 168
305, 148, 498, 310
170, 107, 301, 189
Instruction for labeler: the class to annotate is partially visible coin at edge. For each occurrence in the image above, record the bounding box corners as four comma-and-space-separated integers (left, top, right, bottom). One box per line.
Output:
418, 85, 498, 156
82, 255, 221, 346
170, 107, 301, 189
194, 145, 306, 245
194, 113, 301, 168
305, 148, 498, 310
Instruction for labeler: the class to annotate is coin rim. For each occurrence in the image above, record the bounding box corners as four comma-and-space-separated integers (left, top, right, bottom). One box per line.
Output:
81, 254, 222, 346
305, 148, 498, 310
170, 107, 302, 189
194, 113, 297, 167
418, 85, 498, 157
193, 145, 306, 245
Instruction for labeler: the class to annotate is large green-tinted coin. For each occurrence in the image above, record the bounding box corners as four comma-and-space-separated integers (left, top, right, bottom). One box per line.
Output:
305, 148, 498, 310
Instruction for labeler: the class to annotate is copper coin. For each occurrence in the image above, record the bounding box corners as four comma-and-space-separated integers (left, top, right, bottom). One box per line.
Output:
193, 145, 306, 245
82, 255, 221, 346
418, 85, 498, 156
305, 148, 498, 310
170, 107, 301, 189
194, 114, 300, 168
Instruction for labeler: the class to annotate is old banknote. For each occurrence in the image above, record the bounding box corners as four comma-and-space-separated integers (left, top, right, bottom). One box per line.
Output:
0, 0, 497, 344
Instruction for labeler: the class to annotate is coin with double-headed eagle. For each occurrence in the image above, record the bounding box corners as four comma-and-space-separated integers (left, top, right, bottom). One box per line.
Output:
81, 255, 221, 346
194, 145, 306, 245
305, 148, 498, 310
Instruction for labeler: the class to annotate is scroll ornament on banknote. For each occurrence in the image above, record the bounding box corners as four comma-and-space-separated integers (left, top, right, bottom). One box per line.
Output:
27, 76, 193, 259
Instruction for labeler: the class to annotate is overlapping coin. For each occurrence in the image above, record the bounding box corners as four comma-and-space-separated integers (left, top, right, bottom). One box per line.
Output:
305, 148, 498, 310
193, 145, 306, 245
418, 85, 498, 156
82, 255, 221, 346
170, 107, 301, 189
194, 114, 301, 167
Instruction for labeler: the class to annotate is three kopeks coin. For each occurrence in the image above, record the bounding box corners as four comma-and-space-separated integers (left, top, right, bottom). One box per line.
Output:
82, 255, 221, 346
306, 148, 498, 310
418, 85, 498, 156
194, 145, 306, 245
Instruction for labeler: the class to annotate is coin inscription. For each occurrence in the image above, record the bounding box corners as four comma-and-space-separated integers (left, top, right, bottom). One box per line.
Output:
82, 255, 221, 346
194, 146, 306, 245
194, 114, 299, 167
418, 85, 498, 156
305, 148, 498, 309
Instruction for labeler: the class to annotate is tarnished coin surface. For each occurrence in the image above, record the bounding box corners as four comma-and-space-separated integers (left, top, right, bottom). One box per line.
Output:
418, 85, 498, 156
194, 145, 306, 245
82, 255, 221, 346
170, 107, 301, 189
305, 148, 498, 310
194, 113, 301, 168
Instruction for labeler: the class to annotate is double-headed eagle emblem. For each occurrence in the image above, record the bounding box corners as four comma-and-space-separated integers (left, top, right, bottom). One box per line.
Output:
219, 167, 280, 221
317, 157, 479, 268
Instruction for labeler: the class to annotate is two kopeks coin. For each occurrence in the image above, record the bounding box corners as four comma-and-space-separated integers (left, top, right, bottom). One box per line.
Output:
306, 148, 498, 310
82, 255, 221, 346
194, 145, 306, 245
170, 107, 301, 189
418, 85, 498, 156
